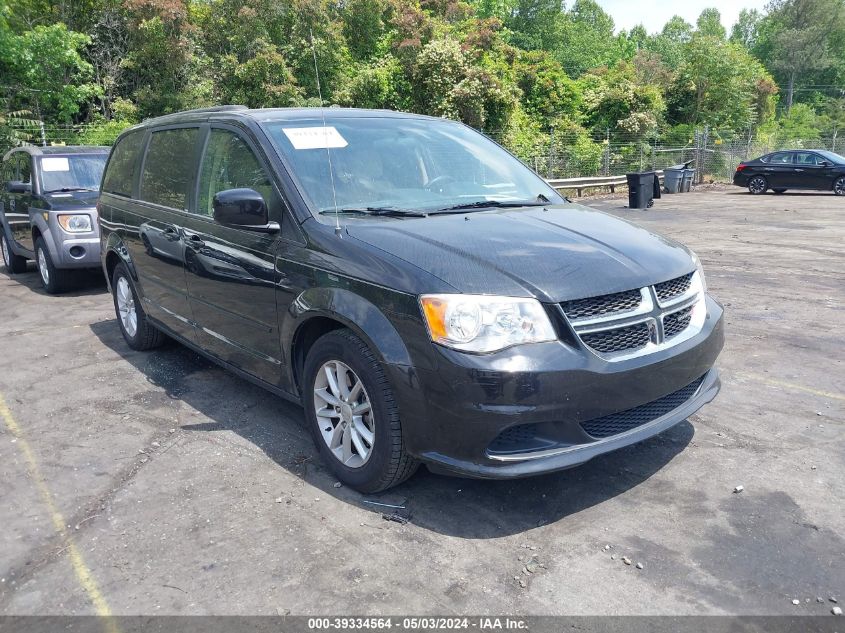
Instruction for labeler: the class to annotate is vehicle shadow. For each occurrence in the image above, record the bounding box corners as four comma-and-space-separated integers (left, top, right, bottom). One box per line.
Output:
89, 319, 694, 539
725, 190, 836, 196
3, 265, 107, 296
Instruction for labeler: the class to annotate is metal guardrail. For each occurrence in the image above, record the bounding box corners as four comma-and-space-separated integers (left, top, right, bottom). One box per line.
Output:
547, 171, 665, 197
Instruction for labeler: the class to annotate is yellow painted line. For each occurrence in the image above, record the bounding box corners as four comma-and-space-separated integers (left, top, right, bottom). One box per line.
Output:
1, 393, 118, 628
740, 373, 845, 402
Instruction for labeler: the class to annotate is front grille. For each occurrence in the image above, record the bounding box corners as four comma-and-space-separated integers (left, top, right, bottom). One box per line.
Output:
655, 273, 694, 303
580, 374, 706, 439
561, 289, 642, 321
664, 306, 693, 338
581, 322, 650, 354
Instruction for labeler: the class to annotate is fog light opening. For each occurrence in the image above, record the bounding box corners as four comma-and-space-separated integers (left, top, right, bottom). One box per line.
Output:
69, 245, 86, 258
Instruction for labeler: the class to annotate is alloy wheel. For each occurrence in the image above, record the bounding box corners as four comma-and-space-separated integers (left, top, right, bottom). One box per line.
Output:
749, 177, 766, 194
835, 177, 845, 196
313, 360, 375, 468
116, 276, 138, 337
37, 247, 49, 285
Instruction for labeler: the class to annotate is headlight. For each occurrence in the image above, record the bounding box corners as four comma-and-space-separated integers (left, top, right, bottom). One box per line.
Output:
690, 251, 707, 292
57, 214, 92, 233
420, 294, 557, 353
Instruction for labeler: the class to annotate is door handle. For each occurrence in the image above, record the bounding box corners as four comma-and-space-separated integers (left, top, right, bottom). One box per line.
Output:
795, 168, 804, 172
162, 226, 180, 242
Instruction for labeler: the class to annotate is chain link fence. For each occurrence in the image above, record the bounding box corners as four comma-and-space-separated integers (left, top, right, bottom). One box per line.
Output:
523, 128, 845, 184
4, 120, 845, 186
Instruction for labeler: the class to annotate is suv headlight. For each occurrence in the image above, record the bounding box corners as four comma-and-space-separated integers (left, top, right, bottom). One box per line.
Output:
57, 214, 92, 233
420, 294, 557, 353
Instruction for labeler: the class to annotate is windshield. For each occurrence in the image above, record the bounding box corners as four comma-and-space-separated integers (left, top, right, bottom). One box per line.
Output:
39, 154, 107, 192
815, 150, 845, 164
262, 115, 564, 216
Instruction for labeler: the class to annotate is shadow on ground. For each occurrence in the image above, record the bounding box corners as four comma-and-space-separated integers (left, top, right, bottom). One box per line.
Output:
90, 318, 694, 539
4, 265, 107, 296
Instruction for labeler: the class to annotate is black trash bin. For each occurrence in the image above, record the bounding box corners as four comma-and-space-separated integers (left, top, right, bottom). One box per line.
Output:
626, 171, 656, 209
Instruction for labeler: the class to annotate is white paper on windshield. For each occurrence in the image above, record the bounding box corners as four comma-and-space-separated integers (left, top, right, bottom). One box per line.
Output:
282, 126, 348, 150
41, 157, 70, 172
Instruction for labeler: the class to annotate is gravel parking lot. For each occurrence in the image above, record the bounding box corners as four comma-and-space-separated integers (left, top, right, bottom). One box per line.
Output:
0, 188, 842, 616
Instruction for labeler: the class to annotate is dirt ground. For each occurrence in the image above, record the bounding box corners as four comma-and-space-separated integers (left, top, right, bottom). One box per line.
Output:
0, 188, 842, 616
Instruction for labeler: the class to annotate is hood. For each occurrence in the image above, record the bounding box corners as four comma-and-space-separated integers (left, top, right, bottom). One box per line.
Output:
44, 189, 99, 211
345, 204, 695, 302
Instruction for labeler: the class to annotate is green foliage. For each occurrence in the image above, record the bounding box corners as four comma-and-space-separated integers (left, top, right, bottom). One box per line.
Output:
2, 22, 101, 121
580, 62, 665, 137
668, 34, 777, 130
4, 0, 845, 165
219, 42, 303, 108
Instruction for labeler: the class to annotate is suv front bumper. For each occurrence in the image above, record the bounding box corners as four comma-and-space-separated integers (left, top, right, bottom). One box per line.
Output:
388, 295, 724, 479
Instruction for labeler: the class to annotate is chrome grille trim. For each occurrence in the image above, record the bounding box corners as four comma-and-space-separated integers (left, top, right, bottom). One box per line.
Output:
559, 271, 705, 361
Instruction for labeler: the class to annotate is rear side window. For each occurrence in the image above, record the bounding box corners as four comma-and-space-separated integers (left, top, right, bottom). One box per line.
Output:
139, 128, 198, 210
795, 152, 820, 165
103, 131, 144, 197
766, 152, 793, 165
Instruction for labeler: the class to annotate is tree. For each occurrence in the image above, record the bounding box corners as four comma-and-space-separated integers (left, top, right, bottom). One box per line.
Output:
730, 8, 763, 49
553, 0, 618, 77
579, 61, 665, 137
764, 0, 845, 112
647, 15, 693, 67
696, 8, 726, 40
668, 33, 777, 130
219, 42, 304, 108
1, 23, 101, 121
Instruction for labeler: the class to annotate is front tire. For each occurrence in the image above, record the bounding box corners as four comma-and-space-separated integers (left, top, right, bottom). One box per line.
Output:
303, 329, 418, 493
1, 231, 28, 274
834, 176, 845, 196
111, 262, 166, 350
748, 176, 768, 195
35, 237, 71, 293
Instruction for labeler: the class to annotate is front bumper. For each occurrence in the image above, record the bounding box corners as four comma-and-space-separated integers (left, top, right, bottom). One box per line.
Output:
388, 295, 724, 479
55, 236, 101, 268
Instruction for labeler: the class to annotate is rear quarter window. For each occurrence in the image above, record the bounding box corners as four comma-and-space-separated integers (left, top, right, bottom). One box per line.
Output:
103, 131, 144, 197
139, 128, 199, 210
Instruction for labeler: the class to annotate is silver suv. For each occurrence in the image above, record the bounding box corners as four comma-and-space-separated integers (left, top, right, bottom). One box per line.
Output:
0, 145, 108, 293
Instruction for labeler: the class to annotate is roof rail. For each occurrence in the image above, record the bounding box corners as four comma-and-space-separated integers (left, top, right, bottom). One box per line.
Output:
178, 105, 249, 114
140, 105, 249, 124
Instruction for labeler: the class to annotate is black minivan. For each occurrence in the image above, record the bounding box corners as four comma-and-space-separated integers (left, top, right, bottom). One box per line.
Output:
99, 106, 724, 492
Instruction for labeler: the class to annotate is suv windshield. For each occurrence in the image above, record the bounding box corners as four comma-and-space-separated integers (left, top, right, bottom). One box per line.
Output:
262, 116, 564, 216
39, 154, 107, 193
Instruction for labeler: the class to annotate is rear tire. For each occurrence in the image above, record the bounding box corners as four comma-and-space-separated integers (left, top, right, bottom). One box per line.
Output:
111, 261, 166, 351
834, 176, 845, 196
773, 188, 787, 194
748, 176, 768, 195
303, 328, 418, 493
1, 231, 28, 274
35, 237, 71, 294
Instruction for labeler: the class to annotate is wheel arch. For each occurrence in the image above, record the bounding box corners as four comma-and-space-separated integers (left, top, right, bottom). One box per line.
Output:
285, 287, 416, 397
102, 232, 139, 292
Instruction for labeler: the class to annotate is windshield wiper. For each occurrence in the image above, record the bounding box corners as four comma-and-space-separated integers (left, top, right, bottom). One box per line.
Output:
319, 206, 427, 217
48, 187, 98, 193
433, 195, 550, 213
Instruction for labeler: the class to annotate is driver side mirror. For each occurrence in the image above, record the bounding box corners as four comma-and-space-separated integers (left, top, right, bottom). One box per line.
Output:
6, 180, 31, 194
212, 188, 279, 233
821, 160, 833, 167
